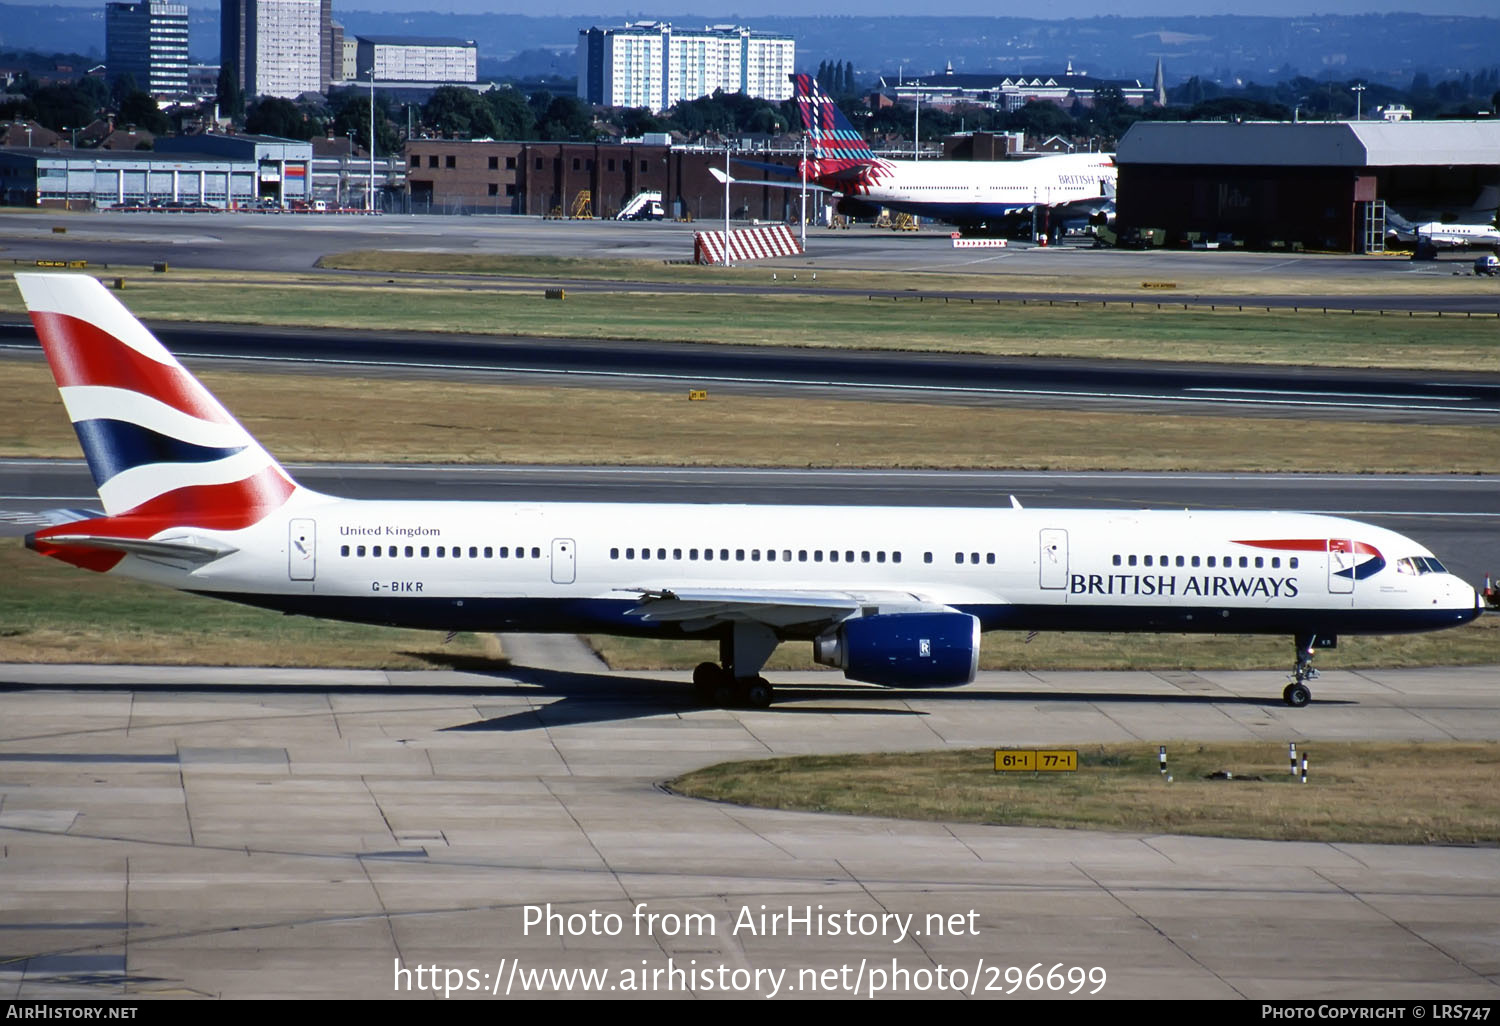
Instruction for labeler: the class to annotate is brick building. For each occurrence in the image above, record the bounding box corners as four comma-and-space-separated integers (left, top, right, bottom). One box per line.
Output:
404, 138, 805, 221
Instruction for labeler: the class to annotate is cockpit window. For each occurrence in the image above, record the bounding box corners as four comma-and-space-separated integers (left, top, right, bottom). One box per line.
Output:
1396, 556, 1447, 576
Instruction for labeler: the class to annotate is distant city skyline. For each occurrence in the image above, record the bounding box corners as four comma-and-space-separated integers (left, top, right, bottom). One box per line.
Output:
30, 0, 1500, 14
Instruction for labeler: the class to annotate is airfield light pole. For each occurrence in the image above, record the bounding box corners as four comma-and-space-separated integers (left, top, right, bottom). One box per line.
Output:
368, 69, 376, 212
1352, 82, 1365, 121
800, 132, 807, 249
724, 142, 731, 267
914, 90, 920, 161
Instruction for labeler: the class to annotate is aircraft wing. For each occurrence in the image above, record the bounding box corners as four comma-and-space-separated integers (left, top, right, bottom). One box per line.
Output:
621, 586, 955, 633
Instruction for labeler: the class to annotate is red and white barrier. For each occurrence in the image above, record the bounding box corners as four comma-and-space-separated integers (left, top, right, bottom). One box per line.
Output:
950, 233, 1007, 248
694, 224, 804, 265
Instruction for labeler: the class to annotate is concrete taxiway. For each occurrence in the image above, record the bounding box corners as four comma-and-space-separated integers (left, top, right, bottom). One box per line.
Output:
1, 661, 1497, 1000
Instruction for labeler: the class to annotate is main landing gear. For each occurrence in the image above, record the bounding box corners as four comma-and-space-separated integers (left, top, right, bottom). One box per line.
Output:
691, 622, 778, 709
1283, 632, 1322, 708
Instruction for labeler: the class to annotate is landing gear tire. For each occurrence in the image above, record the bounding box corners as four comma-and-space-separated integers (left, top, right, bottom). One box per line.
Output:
1283, 682, 1312, 708
692, 661, 721, 704
743, 676, 774, 709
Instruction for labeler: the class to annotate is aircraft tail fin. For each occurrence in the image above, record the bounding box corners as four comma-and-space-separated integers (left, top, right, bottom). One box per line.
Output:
790, 73, 878, 178
16, 273, 301, 529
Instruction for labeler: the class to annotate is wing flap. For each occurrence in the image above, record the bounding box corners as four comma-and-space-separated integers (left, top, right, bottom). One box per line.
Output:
621, 587, 951, 632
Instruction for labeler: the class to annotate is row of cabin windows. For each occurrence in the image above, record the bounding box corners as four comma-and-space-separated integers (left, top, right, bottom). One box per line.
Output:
1112, 553, 1299, 570
611, 547, 904, 564
340, 544, 542, 559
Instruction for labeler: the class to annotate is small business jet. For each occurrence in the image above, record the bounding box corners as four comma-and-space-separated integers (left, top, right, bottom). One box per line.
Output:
16, 273, 1482, 708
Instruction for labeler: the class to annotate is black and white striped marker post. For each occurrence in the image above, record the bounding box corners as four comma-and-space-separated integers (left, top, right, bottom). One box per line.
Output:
1290, 742, 1298, 776
1301, 754, 1308, 784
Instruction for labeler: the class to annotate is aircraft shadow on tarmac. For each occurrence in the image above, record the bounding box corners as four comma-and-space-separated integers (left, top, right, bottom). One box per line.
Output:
405, 652, 1347, 732
0, 658, 1351, 734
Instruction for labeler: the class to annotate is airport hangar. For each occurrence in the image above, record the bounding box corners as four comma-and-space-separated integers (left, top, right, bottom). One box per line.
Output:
0, 133, 807, 222
1114, 119, 1500, 253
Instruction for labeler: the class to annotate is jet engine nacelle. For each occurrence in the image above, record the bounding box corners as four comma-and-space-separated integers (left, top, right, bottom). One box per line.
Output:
814, 611, 980, 687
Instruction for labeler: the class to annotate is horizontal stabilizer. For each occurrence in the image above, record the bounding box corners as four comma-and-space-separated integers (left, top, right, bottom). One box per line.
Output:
732, 157, 802, 178
26, 531, 239, 565
709, 166, 832, 192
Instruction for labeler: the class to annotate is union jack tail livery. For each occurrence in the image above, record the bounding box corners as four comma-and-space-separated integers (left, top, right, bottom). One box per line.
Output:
18, 273, 303, 570
11, 273, 1479, 710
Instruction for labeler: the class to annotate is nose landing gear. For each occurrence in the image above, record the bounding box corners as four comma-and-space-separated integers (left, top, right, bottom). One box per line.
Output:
1283, 633, 1323, 707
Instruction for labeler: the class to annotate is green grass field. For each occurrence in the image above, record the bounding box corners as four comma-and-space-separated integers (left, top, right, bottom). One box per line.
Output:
2, 270, 1496, 372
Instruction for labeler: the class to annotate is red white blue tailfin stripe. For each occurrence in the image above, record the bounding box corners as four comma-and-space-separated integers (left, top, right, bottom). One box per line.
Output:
17, 273, 300, 567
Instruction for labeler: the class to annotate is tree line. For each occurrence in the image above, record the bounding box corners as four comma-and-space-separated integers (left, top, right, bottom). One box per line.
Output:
3, 51, 1497, 156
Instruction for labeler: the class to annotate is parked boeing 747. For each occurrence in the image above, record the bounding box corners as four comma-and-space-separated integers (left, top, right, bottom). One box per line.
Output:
770, 74, 1117, 234
16, 274, 1482, 708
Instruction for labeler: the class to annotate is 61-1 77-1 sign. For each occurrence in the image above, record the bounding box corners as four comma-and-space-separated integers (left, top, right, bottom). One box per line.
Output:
994, 750, 1078, 772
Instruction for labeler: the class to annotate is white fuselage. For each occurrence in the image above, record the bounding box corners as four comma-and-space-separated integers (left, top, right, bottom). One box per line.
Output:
841, 152, 1116, 225
117, 492, 1479, 644
1414, 222, 1500, 249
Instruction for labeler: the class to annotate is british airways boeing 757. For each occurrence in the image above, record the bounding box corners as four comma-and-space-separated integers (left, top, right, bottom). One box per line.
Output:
16, 273, 1482, 708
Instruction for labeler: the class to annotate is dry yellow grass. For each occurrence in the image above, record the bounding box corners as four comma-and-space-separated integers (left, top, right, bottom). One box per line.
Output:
321, 248, 1498, 300
0, 538, 492, 668
4, 270, 1498, 372
4, 359, 1495, 473
669, 741, 1500, 844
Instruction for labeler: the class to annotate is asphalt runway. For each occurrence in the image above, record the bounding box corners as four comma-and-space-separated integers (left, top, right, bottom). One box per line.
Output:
1, 661, 1497, 1000
4, 322, 1498, 423
5, 211, 1500, 312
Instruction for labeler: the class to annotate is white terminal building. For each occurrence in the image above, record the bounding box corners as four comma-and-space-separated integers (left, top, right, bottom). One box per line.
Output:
577, 22, 794, 112
355, 36, 478, 85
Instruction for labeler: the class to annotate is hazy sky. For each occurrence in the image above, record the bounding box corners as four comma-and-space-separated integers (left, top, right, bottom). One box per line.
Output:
336, 1, 1498, 14
81, 1, 1497, 13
